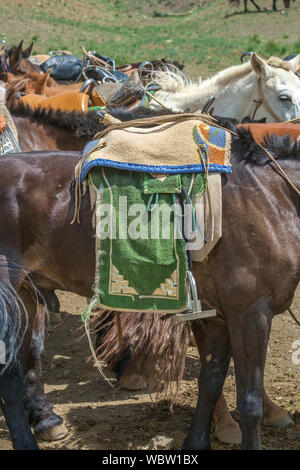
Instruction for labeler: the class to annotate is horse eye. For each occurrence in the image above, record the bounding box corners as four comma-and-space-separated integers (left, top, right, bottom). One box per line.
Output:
279, 95, 291, 102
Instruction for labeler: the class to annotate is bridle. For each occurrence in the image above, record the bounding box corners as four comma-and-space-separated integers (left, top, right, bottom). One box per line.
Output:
250, 77, 282, 122
0, 53, 13, 74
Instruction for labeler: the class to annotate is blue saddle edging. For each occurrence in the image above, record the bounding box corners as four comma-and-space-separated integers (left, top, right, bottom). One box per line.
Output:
79, 158, 232, 181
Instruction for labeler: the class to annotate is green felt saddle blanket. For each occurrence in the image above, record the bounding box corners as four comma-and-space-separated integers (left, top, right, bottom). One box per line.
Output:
88, 167, 206, 313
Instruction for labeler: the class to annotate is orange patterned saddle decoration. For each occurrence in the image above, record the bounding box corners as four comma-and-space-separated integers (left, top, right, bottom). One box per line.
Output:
0, 114, 6, 132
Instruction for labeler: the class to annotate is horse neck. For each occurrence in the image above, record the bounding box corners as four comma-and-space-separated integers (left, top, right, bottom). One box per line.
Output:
154, 63, 259, 120
13, 115, 87, 151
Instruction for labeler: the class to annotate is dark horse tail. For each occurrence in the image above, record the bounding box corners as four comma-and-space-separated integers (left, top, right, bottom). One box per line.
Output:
228, 0, 241, 5
92, 311, 191, 400
0, 277, 28, 374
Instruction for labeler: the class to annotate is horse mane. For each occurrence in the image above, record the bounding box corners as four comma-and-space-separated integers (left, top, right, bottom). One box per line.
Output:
150, 62, 253, 94
6, 72, 57, 98
150, 57, 296, 97
10, 101, 173, 137
235, 126, 300, 165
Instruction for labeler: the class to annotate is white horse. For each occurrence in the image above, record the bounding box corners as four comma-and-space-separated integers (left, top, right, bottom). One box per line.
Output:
148, 53, 300, 122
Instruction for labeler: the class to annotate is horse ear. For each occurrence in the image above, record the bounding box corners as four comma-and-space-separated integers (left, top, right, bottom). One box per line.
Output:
22, 42, 34, 59
9, 40, 23, 70
250, 53, 270, 79
36, 70, 51, 94
286, 54, 300, 72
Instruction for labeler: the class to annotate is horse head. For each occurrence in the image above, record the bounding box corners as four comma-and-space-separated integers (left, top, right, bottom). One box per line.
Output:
250, 52, 300, 122
7, 40, 41, 75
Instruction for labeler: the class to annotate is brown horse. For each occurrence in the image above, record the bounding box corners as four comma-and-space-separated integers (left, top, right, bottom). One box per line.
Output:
0, 123, 299, 449
0, 41, 41, 80
6, 105, 296, 443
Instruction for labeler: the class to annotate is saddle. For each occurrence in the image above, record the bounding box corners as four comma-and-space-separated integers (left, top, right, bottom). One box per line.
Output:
20, 91, 89, 112
19, 87, 106, 113
75, 115, 232, 321
40, 54, 84, 81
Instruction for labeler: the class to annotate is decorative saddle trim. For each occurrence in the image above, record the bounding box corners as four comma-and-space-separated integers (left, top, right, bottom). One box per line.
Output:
0, 113, 21, 155
77, 118, 232, 183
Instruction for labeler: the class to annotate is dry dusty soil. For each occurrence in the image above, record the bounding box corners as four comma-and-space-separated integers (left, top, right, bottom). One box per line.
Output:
0, 287, 299, 450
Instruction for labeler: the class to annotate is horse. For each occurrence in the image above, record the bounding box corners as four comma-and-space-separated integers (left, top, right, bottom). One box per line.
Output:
0, 120, 299, 449
4, 104, 295, 443
148, 52, 300, 122
0, 41, 41, 79
229, 0, 292, 12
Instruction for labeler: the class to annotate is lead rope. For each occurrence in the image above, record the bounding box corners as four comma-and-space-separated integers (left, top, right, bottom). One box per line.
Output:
258, 142, 300, 197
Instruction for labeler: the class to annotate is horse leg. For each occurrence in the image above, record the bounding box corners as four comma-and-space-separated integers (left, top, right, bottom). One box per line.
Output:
20, 287, 68, 441
0, 258, 38, 449
263, 389, 294, 427
213, 393, 242, 444
272, 0, 277, 10
183, 318, 231, 449
39, 288, 60, 314
0, 365, 38, 450
244, 0, 248, 11
229, 305, 272, 449
191, 318, 241, 445
212, 386, 292, 444
250, 0, 261, 9
95, 314, 146, 390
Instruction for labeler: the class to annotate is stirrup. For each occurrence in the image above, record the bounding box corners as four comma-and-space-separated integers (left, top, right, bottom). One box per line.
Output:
172, 270, 216, 323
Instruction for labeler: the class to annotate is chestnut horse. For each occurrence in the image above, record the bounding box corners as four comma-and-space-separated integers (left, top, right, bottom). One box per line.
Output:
0, 124, 299, 449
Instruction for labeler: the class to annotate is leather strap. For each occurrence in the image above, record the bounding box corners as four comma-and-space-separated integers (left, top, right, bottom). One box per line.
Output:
251, 77, 282, 122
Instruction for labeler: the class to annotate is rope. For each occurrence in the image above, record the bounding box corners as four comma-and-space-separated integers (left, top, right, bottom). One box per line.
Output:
92, 112, 233, 141
257, 143, 300, 198
84, 315, 115, 389
288, 308, 300, 327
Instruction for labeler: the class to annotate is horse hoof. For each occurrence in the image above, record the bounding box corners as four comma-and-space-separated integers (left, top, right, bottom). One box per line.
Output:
120, 374, 147, 391
263, 409, 294, 428
36, 423, 68, 441
214, 420, 242, 444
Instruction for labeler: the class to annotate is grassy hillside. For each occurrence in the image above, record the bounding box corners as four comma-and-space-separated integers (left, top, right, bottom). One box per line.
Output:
1, 0, 300, 78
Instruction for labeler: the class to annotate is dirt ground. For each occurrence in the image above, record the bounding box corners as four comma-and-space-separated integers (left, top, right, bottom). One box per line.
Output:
0, 286, 299, 450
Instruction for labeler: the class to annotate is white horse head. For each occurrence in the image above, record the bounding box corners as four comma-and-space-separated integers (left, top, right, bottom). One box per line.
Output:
149, 53, 300, 122
250, 53, 300, 122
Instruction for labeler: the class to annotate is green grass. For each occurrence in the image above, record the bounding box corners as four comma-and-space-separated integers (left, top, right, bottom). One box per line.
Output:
1, 0, 300, 77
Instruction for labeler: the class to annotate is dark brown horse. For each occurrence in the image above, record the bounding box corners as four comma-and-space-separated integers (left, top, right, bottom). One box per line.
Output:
6, 105, 296, 443
229, 0, 292, 12
0, 124, 299, 449
0, 41, 41, 80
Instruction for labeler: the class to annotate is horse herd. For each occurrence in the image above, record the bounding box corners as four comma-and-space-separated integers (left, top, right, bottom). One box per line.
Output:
0, 41, 300, 451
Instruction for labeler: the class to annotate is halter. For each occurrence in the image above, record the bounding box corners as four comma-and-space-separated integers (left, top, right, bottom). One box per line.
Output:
0, 54, 13, 74
251, 77, 282, 122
